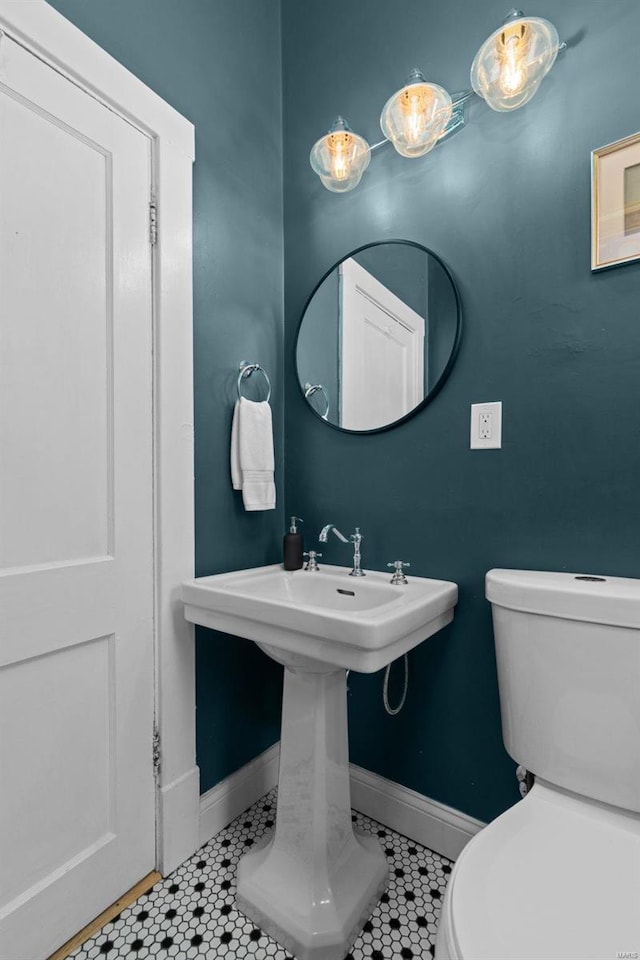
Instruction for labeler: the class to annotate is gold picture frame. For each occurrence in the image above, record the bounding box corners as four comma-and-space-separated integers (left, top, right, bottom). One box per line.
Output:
592, 131, 640, 270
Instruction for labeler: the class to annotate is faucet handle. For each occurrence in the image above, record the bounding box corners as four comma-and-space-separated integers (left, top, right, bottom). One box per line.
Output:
304, 550, 322, 571
387, 560, 410, 584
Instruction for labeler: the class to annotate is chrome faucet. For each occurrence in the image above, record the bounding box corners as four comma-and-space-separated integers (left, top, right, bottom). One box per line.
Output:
319, 524, 349, 544
318, 524, 365, 577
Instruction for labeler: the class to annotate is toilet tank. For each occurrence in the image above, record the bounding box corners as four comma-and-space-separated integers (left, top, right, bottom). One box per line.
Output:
486, 569, 640, 814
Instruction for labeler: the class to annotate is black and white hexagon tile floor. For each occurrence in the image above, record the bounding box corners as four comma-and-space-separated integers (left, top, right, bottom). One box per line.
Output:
70, 788, 452, 960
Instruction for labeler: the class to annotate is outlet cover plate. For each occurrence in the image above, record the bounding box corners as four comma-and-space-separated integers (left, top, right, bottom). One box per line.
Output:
470, 401, 502, 449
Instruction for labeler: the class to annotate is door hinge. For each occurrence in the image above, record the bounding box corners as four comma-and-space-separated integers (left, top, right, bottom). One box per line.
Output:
149, 200, 158, 246
153, 723, 161, 774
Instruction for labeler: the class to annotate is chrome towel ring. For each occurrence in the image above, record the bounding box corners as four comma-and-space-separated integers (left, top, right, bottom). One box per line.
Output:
237, 361, 271, 403
304, 382, 329, 420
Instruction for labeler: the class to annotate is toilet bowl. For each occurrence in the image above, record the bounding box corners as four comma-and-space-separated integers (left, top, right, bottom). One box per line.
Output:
436, 569, 640, 960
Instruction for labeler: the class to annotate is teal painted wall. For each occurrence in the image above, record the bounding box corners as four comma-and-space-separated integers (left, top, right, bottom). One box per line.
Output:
47, 0, 285, 792
296, 271, 340, 420
355, 246, 427, 319
282, 0, 640, 823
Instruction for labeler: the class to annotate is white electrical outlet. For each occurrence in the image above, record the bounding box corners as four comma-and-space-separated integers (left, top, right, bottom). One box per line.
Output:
471, 401, 502, 449
479, 411, 493, 439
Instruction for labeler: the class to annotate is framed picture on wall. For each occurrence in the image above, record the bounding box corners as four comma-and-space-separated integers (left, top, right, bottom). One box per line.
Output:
592, 131, 640, 270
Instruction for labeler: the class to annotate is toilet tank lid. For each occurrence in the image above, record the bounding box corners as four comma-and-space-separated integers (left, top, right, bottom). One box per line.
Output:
485, 569, 640, 629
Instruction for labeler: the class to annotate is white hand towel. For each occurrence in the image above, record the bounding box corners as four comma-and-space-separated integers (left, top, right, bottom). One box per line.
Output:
230, 400, 242, 490
234, 397, 276, 511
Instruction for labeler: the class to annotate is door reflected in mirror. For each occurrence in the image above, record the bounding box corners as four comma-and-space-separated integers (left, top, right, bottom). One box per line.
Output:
295, 241, 461, 433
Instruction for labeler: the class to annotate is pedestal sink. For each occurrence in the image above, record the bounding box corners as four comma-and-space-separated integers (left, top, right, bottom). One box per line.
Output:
182, 564, 457, 960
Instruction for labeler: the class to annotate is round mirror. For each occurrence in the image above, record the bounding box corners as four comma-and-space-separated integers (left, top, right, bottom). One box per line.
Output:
295, 240, 461, 433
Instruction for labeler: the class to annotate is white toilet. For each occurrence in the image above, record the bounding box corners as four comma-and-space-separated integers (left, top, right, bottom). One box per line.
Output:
436, 569, 640, 960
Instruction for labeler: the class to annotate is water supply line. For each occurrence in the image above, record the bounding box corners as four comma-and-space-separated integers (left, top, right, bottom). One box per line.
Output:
383, 654, 409, 716
345, 654, 409, 715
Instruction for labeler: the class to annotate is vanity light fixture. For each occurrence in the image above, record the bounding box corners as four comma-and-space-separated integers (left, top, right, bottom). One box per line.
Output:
308, 9, 564, 192
309, 116, 371, 193
380, 69, 453, 158
470, 9, 565, 112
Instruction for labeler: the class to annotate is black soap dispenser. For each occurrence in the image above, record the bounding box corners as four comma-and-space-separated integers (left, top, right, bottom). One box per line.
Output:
283, 516, 304, 570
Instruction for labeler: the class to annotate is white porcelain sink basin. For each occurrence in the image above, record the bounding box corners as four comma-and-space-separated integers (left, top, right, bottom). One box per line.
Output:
182, 562, 457, 672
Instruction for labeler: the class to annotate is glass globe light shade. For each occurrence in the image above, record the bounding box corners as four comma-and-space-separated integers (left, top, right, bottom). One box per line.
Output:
380, 69, 453, 158
471, 13, 560, 112
309, 117, 371, 193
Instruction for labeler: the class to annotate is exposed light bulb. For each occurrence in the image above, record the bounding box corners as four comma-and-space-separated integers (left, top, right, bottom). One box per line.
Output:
309, 117, 371, 193
500, 32, 527, 94
327, 130, 350, 181
402, 85, 432, 145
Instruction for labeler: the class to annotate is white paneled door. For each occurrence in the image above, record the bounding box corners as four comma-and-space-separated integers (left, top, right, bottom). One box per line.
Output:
0, 34, 156, 960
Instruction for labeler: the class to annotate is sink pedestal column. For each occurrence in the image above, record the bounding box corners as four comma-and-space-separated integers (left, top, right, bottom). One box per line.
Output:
236, 663, 388, 960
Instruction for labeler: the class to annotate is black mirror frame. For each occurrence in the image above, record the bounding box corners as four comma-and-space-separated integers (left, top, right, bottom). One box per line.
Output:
294, 239, 463, 435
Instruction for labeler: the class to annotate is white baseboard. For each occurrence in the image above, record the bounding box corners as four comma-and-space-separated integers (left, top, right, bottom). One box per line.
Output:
349, 763, 485, 862
157, 765, 201, 876
197, 741, 483, 864
199, 743, 280, 848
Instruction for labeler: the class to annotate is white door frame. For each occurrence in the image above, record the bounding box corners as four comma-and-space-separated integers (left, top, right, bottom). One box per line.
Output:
0, 1, 199, 876
340, 257, 425, 431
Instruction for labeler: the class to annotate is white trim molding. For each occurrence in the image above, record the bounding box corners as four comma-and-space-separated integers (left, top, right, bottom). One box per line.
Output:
0, 1, 194, 154
158, 766, 201, 873
0, 0, 198, 876
198, 747, 484, 865
350, 763, 485, 862
199, 744, 281, 848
